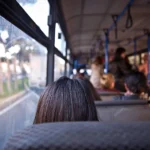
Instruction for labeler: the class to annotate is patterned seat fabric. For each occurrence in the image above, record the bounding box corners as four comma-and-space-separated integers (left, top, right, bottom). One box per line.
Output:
4, 122, 150, 150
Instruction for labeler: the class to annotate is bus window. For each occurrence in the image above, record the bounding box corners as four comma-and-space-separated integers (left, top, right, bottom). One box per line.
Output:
128, 55, 140, 65
66, 49, 71, 77
66, 63, 70, 77
141, 53, 147, 64
54, 55, 65, 81
16, 0, 49, 36
55, 23, 66, 56
0, 16, 47, 149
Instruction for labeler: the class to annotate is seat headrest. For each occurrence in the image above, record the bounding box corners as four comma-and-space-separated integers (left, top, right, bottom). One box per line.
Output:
4, 122, 150, 150
95, 100, 149, 106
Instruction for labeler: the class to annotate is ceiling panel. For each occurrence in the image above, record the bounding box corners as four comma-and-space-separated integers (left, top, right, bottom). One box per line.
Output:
73, 46, 91, 53
100, 17, 114, 29
70, 34, 81, 42
82, 16, 102, 30
84, 0, 110, 14
61, 0, 82, 20
133, 0, 150, 5
72, 40, 90, 47
109, 1, 129, 14
71, 32, 94, 41
67, 17, 81, 36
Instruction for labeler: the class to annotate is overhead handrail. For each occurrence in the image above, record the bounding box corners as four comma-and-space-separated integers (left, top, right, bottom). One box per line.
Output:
108, 0, 134, 32
103, 0, 134, 73
92, 0, 135, 54
124, 33, 147, 46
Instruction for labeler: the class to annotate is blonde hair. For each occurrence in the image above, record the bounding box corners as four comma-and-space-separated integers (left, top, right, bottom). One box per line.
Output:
100, 73, 115, 89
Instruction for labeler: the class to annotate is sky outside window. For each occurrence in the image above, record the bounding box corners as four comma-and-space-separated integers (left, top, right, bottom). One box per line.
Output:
17, 0, 49, 36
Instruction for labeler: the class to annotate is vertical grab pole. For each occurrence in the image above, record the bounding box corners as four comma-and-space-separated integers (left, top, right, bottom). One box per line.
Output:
104, 29, 109, 73
46, 0, 56, 85
133, 39, 137, 65
64, 47, 68, 76
148, 34, 150, 86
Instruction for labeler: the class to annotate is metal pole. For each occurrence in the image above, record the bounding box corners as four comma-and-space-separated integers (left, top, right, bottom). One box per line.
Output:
148, 34, 150, 85
134, 39, 137, 65
104, 30, 109, 73
64, 47, 67, 76
46, 0, 56, 85
124, 34, 146, 47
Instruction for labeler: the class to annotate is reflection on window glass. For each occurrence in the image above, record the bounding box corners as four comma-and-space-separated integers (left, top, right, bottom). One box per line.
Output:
0, 16, 47, 149
55, 23, 66, 56
17, 0, 49, 36
54, 55, 65, 81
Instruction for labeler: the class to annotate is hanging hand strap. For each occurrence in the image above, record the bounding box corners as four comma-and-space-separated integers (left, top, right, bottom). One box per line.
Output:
112, 15, 118, 39
125, 6, 133, 29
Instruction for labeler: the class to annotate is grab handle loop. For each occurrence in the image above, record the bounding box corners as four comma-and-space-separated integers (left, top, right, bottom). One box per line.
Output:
112, 15, 118, 39
125, 6, 133, 29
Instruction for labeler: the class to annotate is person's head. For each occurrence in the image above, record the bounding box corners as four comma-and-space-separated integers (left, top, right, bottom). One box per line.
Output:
81, 78, 101, 101
143, 54, 148, 63
74, 67, 84, 79
125, 71, 147, 95
76, 67, 81, 73
100, 73, 115, 89
34, 77, 98, 123
92, 56, 103, 65
109, 54, 114, 62
115, 47, 126, 59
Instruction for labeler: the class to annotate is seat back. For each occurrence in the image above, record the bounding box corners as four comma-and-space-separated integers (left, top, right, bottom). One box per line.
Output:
4, 122, 150, 150
95, 100, 150, 122
97, 91, 123, 101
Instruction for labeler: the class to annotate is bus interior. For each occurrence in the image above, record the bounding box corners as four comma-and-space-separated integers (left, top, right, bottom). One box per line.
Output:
1, 0, 150, 149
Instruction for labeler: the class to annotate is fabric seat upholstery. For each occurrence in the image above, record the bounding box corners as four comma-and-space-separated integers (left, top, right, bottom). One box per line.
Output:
4, 122, 150, 150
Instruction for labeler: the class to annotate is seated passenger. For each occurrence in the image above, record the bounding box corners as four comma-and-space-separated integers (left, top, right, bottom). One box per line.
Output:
98, 73, 120, 93
34, 77, 98, 123
112, 71, 147, 100
73, 67, 85, 79
90, 56, 103, 89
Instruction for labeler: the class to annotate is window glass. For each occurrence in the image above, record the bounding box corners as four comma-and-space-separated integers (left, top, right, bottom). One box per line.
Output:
67, 49, 70, 60
66, 63, 70, 77
54, 55, 65, 81
0, 16, 47, 149
66, 49, 71, 77
17, 0, 49, 36
141, 53, 147, 64
55, 23, 66, 56
128, 55, 140, 65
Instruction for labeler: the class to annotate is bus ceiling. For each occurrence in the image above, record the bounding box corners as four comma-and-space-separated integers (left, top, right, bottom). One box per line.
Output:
58, 0, 150, 63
